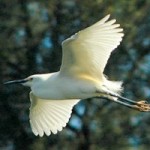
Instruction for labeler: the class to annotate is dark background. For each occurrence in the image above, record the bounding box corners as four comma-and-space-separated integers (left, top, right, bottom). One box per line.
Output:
0, 0, 150, 150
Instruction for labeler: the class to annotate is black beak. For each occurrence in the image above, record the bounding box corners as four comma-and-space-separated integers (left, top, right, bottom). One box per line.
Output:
4, 79, 28, 85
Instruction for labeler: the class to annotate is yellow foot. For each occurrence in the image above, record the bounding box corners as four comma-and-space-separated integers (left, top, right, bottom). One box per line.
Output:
135, 100, 150, 112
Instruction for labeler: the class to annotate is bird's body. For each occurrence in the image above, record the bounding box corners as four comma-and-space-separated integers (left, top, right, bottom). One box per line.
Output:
30, 72, 121, 100
5, 15, 150, 137
36, 72, 96, 100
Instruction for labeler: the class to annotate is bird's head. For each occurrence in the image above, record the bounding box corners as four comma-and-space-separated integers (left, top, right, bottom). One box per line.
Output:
4, 75, 42, 87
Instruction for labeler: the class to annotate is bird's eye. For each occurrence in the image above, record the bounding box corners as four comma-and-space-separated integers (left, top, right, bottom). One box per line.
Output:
29, 77, 33, 81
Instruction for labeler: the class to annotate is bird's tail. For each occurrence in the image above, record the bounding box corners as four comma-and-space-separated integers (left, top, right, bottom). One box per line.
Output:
104, 78, 123, 94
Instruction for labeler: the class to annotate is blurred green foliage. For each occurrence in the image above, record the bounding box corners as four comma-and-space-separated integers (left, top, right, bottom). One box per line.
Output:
0, 0, 150, 150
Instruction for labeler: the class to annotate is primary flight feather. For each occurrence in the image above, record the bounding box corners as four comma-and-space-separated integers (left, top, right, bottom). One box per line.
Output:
61, 14, 123, 77
5, 15, 150, 137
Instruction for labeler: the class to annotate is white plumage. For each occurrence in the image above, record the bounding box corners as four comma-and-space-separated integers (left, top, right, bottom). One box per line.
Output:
29, 92, 79, 137
61, 15, 123, 79
6, 15, 149, 137
28, 15, 124, 136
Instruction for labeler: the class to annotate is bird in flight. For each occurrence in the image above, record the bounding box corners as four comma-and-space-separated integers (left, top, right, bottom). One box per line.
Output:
4, 15, 150, 137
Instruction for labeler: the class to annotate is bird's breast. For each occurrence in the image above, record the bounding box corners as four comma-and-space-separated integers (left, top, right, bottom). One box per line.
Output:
31, 75, 98, 100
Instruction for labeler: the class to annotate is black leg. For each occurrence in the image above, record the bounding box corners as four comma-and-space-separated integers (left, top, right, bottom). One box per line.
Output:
111, 98, 150, 112
99, 86, 148, 105
100, 95, 150, 112
109, 93, 145, 105
96, 86, 150, 112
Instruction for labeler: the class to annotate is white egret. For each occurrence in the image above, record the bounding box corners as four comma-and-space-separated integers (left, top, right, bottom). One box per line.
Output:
4, 15, 150, 137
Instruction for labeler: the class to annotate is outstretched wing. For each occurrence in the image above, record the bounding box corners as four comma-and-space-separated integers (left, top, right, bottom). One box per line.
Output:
29, 92, 80, 137
60, 15, 124, 80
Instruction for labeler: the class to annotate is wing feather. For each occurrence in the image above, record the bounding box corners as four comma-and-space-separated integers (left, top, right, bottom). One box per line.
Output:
60, 15, 124, 80
29, 92, 79, 136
